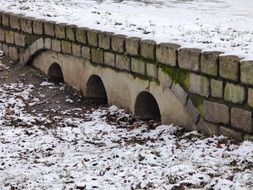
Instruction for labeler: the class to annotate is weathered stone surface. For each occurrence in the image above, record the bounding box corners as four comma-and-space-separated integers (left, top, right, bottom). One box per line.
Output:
197, 119, 220, 136
44, 21, 55, 36
224, 83, 245, 104
131, 58, 145, 75
240, 60, 253, 85
10, 14, 21, 30
156, 43, 180, 66
44, 38, 52, 49
2, 44, 8, 56
219, 55, 239, 81
146, 63, 158, 79
0, 29, 5, 42
201, 51, 221, 76
158, 68, 173, 90
81, 46, 90, 60
178, 48, 201, 71
14, 33, 25, 47
8, 46, 18, 61
36, 38, 44, 50
104, 52, 115, 67
66, 25, 76, 42
29, 42, 37, 55
111, 34, 125, 53
220, 126, 242, 141
231, 107, 252, 133
171, 82, 188, 105
52, 39, 61, 52
72, 44, 81, 57
98, 32, 112, 50
87, 29, 99, 47
32, 19, 43, 35
186, 99, 200, 124
76, 27, 87, 44
2, 13, 9, 27
20, 17, 33, 34
189, 73, 209, 97
125, 37, 140, 56
61, 40, 72, 54
5, 31, 14, 44
115, 55, 130, 71
91, 48, 103, 64
55, 23, 66, 39
244, 135, 253, 141
204, 101, 229, 125
211, 79, 223, 98
248, 88, 253, 108
140, 40, 156, 60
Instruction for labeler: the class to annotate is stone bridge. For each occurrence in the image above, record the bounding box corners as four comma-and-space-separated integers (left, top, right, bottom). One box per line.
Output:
0, 11, 253, 140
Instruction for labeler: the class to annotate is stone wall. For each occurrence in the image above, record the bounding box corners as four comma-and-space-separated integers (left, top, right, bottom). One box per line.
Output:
0, 11, 252, 140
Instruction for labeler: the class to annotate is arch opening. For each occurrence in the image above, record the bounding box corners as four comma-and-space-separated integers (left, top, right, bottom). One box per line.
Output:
135, 91, 161, 121
48, 63, 64, 83
86, 75, 108, 104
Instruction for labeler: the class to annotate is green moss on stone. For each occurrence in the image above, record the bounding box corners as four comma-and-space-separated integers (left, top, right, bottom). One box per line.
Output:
189, 94, 205, 118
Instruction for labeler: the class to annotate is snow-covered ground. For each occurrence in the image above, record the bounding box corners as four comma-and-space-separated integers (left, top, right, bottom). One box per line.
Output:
1, 0, 253, 59
0, 51, 252, 189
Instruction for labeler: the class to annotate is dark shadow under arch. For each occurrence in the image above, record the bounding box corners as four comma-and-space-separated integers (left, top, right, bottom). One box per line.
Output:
86, 75, 108, 104
135, 91, 161, 121
48, 63, 64, 83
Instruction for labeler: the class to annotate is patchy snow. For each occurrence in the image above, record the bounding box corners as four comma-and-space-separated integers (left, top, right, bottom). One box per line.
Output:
0, 77, 252, 189
1, 0, 253, 59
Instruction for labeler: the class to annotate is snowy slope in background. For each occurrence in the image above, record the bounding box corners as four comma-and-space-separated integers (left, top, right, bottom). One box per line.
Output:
1, 0, 253, 59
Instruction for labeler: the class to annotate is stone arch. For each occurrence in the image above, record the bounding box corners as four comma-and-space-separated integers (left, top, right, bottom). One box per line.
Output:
47, 63, 64, 83
86, 75, 108, 104
134, 91, 161, 121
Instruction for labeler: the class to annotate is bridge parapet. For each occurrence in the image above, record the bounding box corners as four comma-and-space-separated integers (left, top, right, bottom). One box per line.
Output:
0, 11, 253, 140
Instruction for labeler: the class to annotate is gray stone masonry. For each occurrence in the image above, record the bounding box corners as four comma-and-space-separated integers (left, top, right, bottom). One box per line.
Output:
156, 43, 180, 66
240, 60, 253, 85
111, 34, 125, 53
140, 40, 156, 60
21, 17, 33, 34
55, 23, 66, 39
186, 99, 200, 124
204, 101, 229, 125
0, 29, 4, 42
2, 13, 9, 27
201, 51, 221, 76
171, 82, 188, 106
99, 32, 112, 50
219, 55, 239, 81
178, 48, 201, 71
76, 27, 87, 44
72, 44, 81, 57
158, 68, 172, 90
91, 48, 103, 64
52, 39, 61, 52
10, 14, 21, 30
32, 19, 43, 35
66, 25, 76, 42
197, 119, 220, 136
131, 58, 145, 75
189, 73, 210, 97
220, 126, 242, 141
8, 46, 18, 61
248, 88, 253, 108
61, 40, 72, 54
224, 83, 245, 104
81, 46, 90, 60
146, 63, 158, 79
104, 52, 115, 67
44, 38, 52, 49
44, 21, 55, 37
211, 79, 223, 98
87, 29, 99, 47
231, 107, 252, 133
125, 37, 140, 56
5, 31, 14, 44
116, 54, 130, 71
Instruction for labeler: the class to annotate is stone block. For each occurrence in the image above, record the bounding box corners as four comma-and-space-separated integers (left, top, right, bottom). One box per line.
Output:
158, 68, 173, 90
5, 31, 14, 44
204, 101, 229, 125
219, 55, 239, 81
178, 48, 201, 71
14, 33, 25, 47
87, 29, 99, 47
91, 48, 103, 64
10, 14, 21, 30
8, 46, 19, 61
104, 52, 115, 67
44, 21, 55, 37
115, 54, 130, 71
220, 127, 242, 141
156, 43, 180, 66
231, 107, 252, 133
55, 23, 66, 39
81, 46, 90, 60
36, 38, 44, 50
2, 44, 8, 56
44, 38, 52, 49
240, 60, 253, 85
0, 29, 5, 42
72, 43, 81, 57
146, 63, 158, 79
211, 79, 223, 98
20, 17, 33, 34
186, 99, 200, 124
140, 40, 156, 60
126, 37, 140, 56
171, 82, 188, 105
66, 25, 76, 42
248, 88, 253, 108
224, 83, 245, 104
52, 39, 61, 52
131, 58, 145, 75
111, 34, 125, 53
76, 27, 87, 44
189, 73, 209, 97
61, 40, 72, 54
29, 42, 37, 55
99, 32, 112, 50
32, 19, 43, 35
197, 119, 220, 136
2, 13, 9, 27
201, 51, 221, 76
